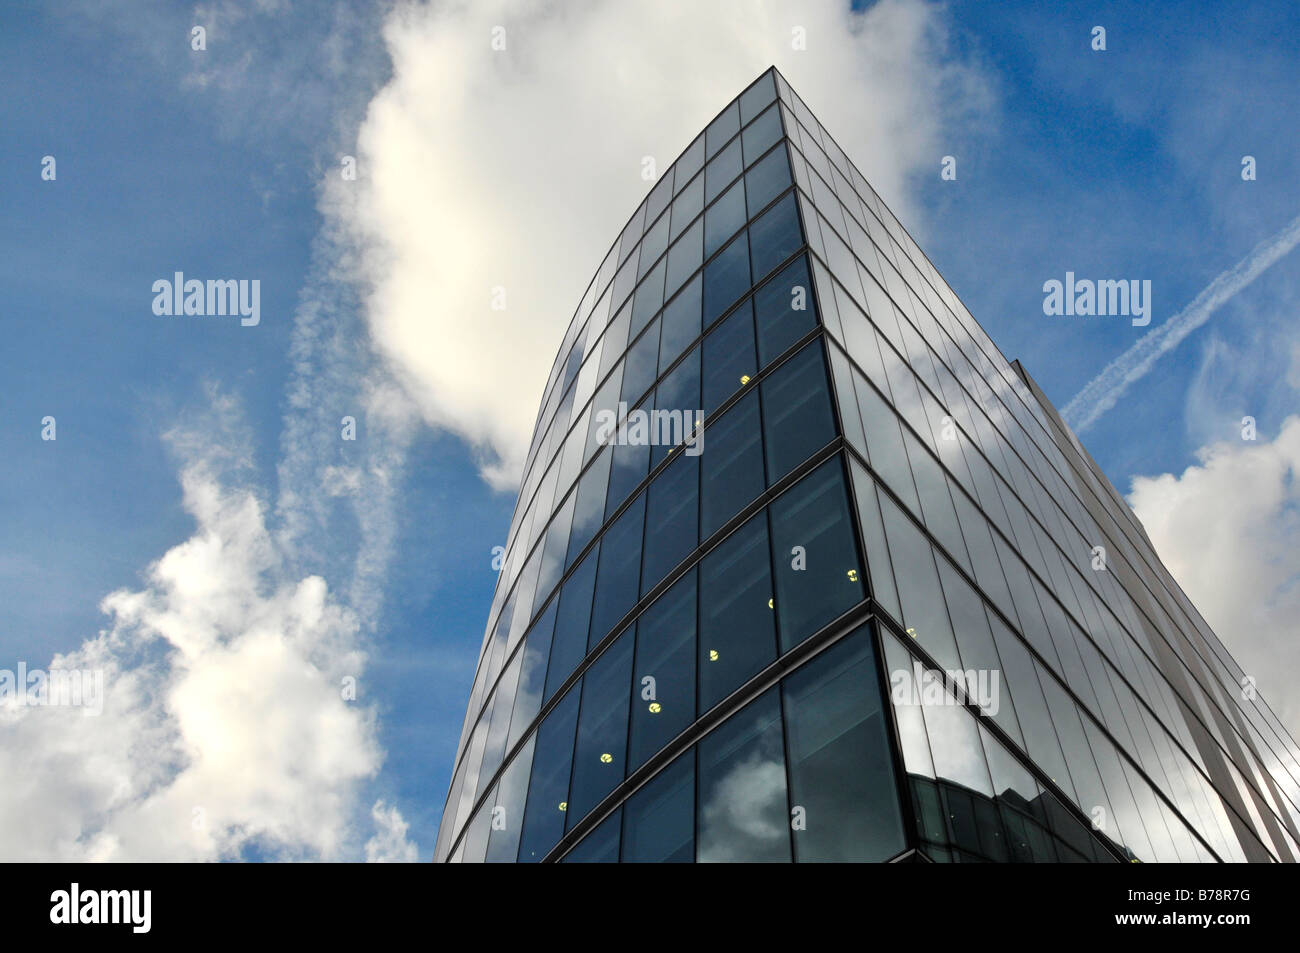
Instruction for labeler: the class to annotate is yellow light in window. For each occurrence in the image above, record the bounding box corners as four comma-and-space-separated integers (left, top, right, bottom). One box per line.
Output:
846, 568, 859, 582
708, 649, 719, 662
600, 753, 613, 764
740, 374, 751, 385
906, 627, 918, 639
768, 598, 774, 609
558, 801, 567, 812
648, 702, 662, 713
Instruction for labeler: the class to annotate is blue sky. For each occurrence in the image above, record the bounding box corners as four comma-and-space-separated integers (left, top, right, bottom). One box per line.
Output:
1, 0, 1297, 860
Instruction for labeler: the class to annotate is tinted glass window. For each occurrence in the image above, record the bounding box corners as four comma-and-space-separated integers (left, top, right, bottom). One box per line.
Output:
544, 545, 599, 703
621, 749, 694, 862
631, 259, 666, 335
739, 71, 776, 124
674, 135, 705, 193
670, 171, 703, 241
698, 513, 777, 711
659, 273, 702, 371
705, 179, 746, 259
749, 191, 802, 281
705, 138, 742, 203
483, 738, 534, 863
620, 318, 660, 407
507, 600, 557, 751
701, 298, 756, 419
561, 808, 621, 862
517, 688, 580, 862
605, 400, 650, 518
703, 232, 751, 329
783, 627, 905, 861
697, 688, 790, 862
568, 631, 634, 826
641, 452, 699, 594
878, 494, 961, 672
638, 211, 670, 279
760, 339, 835, 484
705, 102, 740, 158
700, 391, 765, 539
628, 570, 697, 771
742, 106, 783, 167
665, 215, 703, 298
754, 255, 816, 367
566, 447, 612, 567
588, 492, 645, 649
745, 143, 791, 216
650, 345, 701, 469
769, 457, 864, 651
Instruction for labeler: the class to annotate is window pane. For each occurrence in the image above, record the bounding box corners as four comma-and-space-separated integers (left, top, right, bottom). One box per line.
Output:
742, 104, 783, 166
670, 170, 703, 241
698, 513, 777, 711
566, 447, 612, 566
700, 391, 765, 539
674, 135, 705, 193
606, 400, 650, 519
705, 138, 742, 203
934, 558, 1024, 747
629, 570, 697, 771
749, 192, 802, 283
697, 687, 790, 862
705, 179, 746, 259
561, 807, 621, 862
878, 494, 961, 672
517, 687, 580, 862
745, 143, 791, 216
507, 600, 557, 751
485, 734, 535, 862
622, 749, 694, 862
641, 452, 699, 594
849, 462, 901, 623
544, 545, 599, 704
665, 219, 703, 302
760, 339, 835, 484
588, 492, 645, 649
769, 457, 864, 651
638, 210, 670, 279
568, 630, 635, 826
650, 345, 700, 469
702, 232, 751, 329
754, 255, 816, 367
783, 627, 905, 861
620, 318, 660, 407
659, 273, 702, 372
631, 258, 666, 335
739, 72, 776, 124
705, 101, 740, 158
856, 377, 921, 516
701, 298, 756, 419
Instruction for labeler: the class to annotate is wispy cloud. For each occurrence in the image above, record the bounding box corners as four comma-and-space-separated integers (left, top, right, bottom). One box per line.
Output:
1063, 212, 1300, 433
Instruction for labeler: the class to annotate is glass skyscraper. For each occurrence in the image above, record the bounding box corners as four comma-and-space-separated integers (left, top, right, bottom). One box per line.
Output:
433, 68, 1300, 863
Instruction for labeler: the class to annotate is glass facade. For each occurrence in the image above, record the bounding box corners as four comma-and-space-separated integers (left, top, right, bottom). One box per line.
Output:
433, 68, 1300, 863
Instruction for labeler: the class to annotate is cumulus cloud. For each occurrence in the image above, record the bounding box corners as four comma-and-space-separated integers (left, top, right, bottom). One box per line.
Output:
342, 0, 994, 489
1128, 416, 1300, 741
0, 402, 416, 861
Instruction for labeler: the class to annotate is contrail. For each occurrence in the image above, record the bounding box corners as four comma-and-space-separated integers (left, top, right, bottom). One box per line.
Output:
1062, 212, 1300, 433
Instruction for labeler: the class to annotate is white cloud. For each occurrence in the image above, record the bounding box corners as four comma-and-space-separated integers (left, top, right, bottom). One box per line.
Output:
366, 800, 420, 862
1128, 416, 1300, 742
342, 0, 994, 489
0, 406, 418, 861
